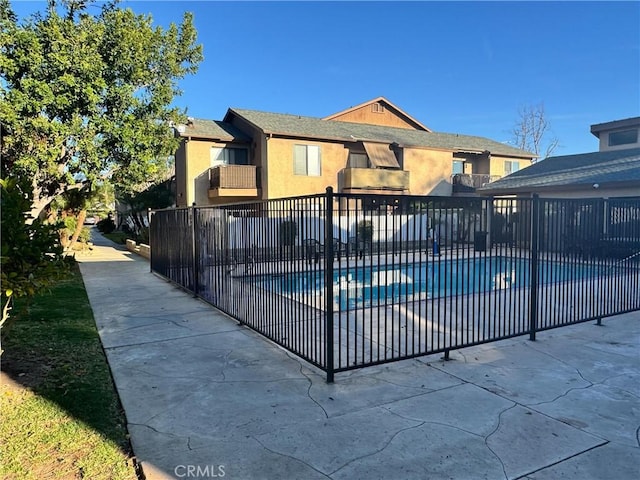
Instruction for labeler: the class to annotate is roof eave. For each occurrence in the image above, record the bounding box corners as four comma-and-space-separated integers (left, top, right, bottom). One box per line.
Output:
479, 179, 640, 196
590, 116, 640, 136
174, 129, 250, 143
175, 132, 240, 142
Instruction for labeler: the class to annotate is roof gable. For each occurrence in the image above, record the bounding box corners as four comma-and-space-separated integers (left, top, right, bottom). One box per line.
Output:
323, 97, 431, 132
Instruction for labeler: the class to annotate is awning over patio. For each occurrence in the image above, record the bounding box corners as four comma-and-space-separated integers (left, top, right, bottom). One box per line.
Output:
363, 142, 401, 169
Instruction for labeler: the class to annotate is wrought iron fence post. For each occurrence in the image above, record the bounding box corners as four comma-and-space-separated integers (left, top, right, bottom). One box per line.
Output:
529, 194, 540, 341
486, 197, 493, 250
191, 205, 198, 297
148, 208, 153, 273
325, 187, 335, 383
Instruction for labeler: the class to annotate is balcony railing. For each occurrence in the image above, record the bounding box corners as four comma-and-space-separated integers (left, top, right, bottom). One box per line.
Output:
340, 167, 410, 192
209, 165, 260, 198
452, 173, 501, 188
452, 173, 501, 193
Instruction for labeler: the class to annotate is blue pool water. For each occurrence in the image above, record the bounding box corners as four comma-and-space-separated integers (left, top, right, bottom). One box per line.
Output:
253, 257, 602, 309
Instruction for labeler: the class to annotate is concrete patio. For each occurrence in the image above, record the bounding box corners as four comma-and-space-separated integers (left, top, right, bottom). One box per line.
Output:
77, 233, 640, 479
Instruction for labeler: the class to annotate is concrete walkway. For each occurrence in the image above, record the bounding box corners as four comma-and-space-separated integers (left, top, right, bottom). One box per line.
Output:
78, 233, 640, 480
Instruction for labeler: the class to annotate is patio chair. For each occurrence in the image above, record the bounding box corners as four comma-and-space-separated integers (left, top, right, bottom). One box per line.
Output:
303, 238, 323, 264
303, 238, 347, 263
347, 236, 369, 259
332, 238, 347, 260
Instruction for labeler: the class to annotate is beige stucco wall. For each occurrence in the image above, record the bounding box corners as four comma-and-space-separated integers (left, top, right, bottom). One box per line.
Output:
185, 139, 214, 206
176, 129, 537, 206
265, 138, 348, 198
403, 148, 453, 196
489, 155, 533, 177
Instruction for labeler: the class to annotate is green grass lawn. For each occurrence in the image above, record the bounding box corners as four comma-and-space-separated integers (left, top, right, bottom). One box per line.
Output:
103, 231, 129, 245
1, 264, 138, 480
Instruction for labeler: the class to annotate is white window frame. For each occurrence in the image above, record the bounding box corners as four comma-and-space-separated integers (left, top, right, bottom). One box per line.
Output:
504, 160, 520, 175
210, 147, 249, 167
293, 145, 321, 176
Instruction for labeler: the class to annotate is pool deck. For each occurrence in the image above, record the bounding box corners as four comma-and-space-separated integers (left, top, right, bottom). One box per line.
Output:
77, 232, 640, 480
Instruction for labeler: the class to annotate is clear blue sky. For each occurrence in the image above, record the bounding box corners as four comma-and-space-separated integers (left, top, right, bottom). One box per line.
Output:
11, 1, 640, 155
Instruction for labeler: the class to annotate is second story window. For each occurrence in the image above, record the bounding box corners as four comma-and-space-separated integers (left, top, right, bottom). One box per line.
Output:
452, 160, 464, 174
504, 160, 520, 175
609, 129, 638, 146
211, 147, 249, 166
293, 145, 321, 176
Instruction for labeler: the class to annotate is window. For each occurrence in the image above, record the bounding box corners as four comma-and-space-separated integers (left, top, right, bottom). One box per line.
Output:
211, 147, 249, 166
452, 160, 464, 175
609, 129, 638, 146
293, 145, 321, 176
371, 103, 385, 113
504, 160, 520, 175
349, 152, 369, 168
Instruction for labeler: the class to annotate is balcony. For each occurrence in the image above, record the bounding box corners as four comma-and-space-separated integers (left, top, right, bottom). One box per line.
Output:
340, 168, 410, 193
208, 165, 260, 198
452, 173, 501, 194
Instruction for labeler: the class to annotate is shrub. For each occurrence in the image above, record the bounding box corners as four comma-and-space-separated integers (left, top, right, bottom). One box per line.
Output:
279, 220, 297, 247
79, 227, 92, 244
1, 177, 70, 336
59, 216, 77, 248
97, 217, 116, 234
63, 216, 78, 231
137, 227, 149, 245
356, 220, 373, 242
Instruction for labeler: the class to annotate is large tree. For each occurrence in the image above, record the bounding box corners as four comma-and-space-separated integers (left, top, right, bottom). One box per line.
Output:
0, 0, 203, 218
511, 102, 559, 162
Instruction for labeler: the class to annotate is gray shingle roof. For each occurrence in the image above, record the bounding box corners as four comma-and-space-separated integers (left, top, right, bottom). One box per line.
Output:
226, 108, 535, 158
176, 119, 251, 142
479, 148, 640, 193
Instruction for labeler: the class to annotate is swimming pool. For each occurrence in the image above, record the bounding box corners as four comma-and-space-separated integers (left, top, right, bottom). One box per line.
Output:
252, 257, 603, 309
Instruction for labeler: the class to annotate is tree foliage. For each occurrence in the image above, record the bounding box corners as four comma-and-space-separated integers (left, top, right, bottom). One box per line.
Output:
0, 0, 203, 216
0, 0, 201, 334
0, 177, 71, 336
48, 184, 96, 250
118, 176, 174, 243
512, 103, 559, 162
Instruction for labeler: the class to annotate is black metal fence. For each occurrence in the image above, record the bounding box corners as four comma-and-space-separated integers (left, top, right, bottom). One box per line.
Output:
150, 190, 640, 381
